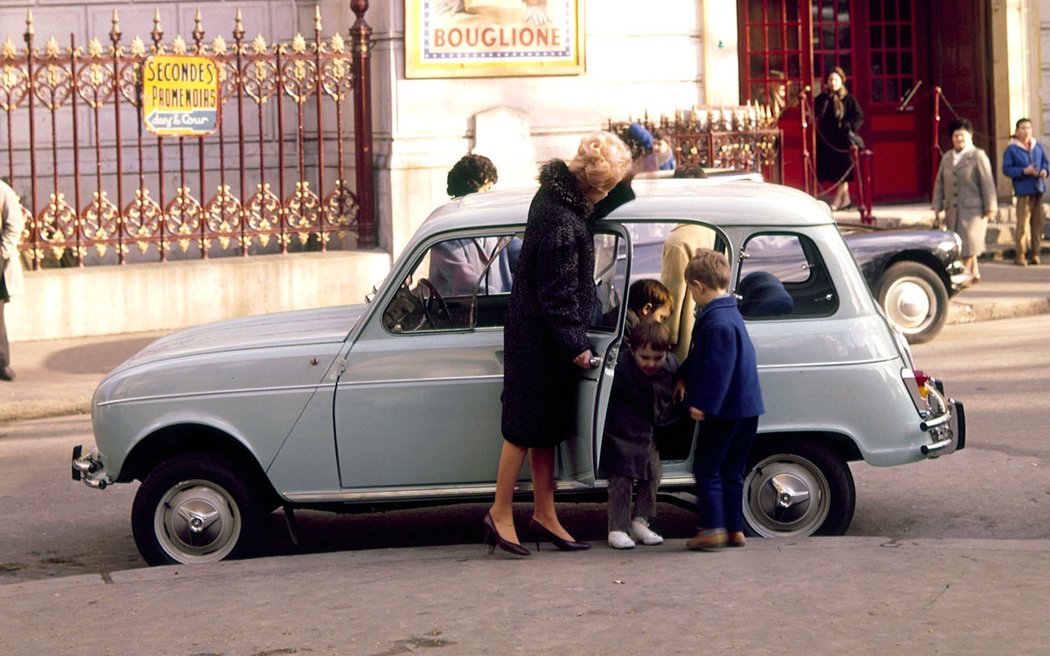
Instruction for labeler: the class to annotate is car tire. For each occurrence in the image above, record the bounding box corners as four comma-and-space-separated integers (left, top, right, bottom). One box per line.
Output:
131, 455, 265, 566
742, 439, 856, 538
876, 261, 949, 344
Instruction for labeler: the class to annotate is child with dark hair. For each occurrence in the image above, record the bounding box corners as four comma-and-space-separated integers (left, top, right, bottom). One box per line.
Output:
601, 319, 681, 549
625, 278, 673, 332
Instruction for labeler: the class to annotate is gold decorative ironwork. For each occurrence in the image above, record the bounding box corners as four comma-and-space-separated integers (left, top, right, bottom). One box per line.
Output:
82, 191, 120, 257
246, 183, 282, 248
285, 181, 321, 245
124, 190, 163, 254
205, 185, 243, 250
165, 186, 204, 253
39, 192, 77, 260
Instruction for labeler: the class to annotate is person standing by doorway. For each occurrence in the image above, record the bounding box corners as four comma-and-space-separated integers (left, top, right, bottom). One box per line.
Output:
1002, 118, 1048, 266
1, 177, 25, 382
814, 67, 864, 211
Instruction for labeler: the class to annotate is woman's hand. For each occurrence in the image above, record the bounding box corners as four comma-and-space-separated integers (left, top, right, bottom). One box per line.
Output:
573, 349, 594, 369
689, 406, 706, 421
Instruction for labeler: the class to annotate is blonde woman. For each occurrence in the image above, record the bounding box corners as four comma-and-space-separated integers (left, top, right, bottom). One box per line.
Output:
485, 131, 633, 556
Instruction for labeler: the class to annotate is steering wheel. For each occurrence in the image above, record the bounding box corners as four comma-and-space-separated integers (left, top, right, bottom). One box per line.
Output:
382, 285, 426, 332
415, 278, 454, 329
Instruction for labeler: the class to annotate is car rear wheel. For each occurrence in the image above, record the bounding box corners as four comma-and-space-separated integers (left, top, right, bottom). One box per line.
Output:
742, 439, 855, 538
876, 261, 949, 344
132, 455, 264, 566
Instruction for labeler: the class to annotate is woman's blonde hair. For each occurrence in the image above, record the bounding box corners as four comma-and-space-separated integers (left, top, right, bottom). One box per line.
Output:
568, 131, 633, 194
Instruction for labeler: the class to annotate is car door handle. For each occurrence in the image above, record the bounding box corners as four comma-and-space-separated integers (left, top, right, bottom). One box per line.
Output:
589, 356, 602, 368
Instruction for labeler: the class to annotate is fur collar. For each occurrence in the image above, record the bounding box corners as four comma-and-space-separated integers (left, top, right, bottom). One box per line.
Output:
538, 160, 593, 219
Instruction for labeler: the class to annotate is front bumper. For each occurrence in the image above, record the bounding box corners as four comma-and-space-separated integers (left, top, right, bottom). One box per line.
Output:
918, 383, 965, 457
71, 445, 112, 489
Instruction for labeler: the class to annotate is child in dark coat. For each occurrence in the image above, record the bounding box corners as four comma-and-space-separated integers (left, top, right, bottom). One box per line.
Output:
680, 248, 764, 551
600, 320, 680, 549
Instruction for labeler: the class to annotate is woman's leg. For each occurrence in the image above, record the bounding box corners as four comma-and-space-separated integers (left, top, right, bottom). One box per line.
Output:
529, 447, 576, 541
489, 440, 528, 544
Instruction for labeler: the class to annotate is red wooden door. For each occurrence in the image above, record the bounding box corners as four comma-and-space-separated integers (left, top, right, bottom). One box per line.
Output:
741, 0, 931, 202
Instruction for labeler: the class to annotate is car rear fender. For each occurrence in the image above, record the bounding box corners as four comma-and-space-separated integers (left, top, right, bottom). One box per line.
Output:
751, 431, 864, 463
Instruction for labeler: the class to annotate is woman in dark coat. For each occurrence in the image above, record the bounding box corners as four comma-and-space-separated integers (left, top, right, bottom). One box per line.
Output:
484, 131, 633, 556
814, 66, 864, 210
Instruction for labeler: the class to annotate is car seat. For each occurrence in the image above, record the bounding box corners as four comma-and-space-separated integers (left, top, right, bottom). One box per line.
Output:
737, 271, 794, 318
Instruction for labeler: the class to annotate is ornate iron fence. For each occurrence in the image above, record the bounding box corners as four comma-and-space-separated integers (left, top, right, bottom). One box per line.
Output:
610, 105, 783, 183
1, 1, 374, 269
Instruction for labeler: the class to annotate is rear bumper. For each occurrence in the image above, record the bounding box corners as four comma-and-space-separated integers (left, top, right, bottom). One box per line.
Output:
919, 385, 965, 457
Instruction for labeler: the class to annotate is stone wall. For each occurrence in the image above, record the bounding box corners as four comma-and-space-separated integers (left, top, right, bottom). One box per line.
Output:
6, 249, 390, 341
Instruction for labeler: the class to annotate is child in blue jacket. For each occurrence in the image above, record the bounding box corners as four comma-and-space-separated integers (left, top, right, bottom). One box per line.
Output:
679, 248, 764, 551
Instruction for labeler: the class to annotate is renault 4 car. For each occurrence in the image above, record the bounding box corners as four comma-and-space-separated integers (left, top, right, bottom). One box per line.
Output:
73, 178, 964, 565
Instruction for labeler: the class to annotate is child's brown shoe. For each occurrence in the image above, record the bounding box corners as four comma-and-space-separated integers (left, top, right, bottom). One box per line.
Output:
686, 529, 727, 551
726, 531, 746, 548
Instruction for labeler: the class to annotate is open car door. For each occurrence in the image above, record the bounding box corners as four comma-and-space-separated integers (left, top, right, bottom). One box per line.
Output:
558, 227, 631, 487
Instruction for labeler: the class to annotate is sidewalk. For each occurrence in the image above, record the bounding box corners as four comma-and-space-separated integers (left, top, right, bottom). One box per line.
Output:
2, 537, 1048, 653
2, 258, 1049, 423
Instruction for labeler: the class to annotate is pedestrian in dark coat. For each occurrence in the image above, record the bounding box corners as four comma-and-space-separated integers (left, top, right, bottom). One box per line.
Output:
814, 66, 864, 210
484, 131, 633, 557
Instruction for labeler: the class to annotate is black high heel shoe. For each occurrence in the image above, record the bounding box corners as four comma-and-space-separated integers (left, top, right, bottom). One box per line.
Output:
529, 519, 591, 551
482, 512, 530, 557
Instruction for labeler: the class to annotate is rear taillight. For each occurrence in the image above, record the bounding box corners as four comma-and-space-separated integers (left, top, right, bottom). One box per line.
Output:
913, 370, 929, 398
902, 368, 932, 411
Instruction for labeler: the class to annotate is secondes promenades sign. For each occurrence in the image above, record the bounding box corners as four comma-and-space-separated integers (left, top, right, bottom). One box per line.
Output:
142, 55, 220, 137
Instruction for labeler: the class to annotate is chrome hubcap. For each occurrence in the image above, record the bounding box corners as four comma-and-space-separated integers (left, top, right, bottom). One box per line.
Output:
155, 480, 241, 563
744, 454, 830, 537
885, 279, 932, 330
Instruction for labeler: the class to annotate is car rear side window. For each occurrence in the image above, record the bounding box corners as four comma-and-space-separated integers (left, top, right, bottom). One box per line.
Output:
738, 233, 838, 319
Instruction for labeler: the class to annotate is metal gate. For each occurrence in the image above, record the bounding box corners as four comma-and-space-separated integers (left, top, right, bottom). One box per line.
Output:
1, 1, 375, 269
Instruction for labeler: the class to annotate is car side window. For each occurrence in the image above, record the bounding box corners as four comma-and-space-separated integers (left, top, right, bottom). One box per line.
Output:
381, 234, 520, 333
738, 233, 838, 319
592, 232, 628, 330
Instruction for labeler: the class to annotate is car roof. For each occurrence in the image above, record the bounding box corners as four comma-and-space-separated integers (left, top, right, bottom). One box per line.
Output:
419, 178, 835, 240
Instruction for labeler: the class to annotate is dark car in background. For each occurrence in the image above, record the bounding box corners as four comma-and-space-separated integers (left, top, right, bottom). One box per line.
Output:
840, 225, 967, 343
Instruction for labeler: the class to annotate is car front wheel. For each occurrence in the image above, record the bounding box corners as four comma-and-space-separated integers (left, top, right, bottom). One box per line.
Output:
131, 455, 264, 566
742, 439, 855, 538
876, 261, 949, 344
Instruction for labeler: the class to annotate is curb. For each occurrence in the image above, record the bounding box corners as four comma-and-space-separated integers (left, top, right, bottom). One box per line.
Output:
0, 398, 91, 423
947, 297, 1050, 325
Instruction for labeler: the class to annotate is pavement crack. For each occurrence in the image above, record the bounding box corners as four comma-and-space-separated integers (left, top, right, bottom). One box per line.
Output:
924, 583, 950, 609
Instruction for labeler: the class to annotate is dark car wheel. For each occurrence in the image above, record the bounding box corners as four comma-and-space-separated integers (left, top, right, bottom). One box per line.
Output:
742, 439, 856, 538
132, 455, 264, 566
876, 261, 949, 344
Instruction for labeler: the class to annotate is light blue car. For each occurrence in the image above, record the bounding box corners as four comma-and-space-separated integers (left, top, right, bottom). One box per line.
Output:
72, 178, 964, 565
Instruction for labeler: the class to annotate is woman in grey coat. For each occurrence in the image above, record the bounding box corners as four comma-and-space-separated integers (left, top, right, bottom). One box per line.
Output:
933, 118, 998, 282
484, 131, 633, 557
